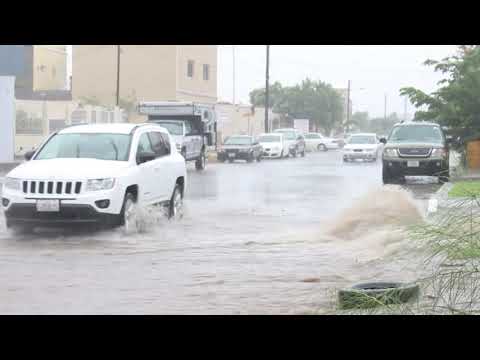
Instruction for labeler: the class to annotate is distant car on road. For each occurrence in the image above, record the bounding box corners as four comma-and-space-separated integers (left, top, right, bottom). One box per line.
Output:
304, 133, 340, 152
2, 123, 187, 235
217, 135, 263, 163
274, 128, 306, 157
381, 121, 451, 184
258, 133, 289, 159
343, 133, 384, 162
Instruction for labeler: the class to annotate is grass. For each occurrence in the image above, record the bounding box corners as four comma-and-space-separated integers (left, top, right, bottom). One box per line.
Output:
449, 181, 480, 198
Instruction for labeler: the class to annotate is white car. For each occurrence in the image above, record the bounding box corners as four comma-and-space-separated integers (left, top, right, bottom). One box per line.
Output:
342, 133, 384, 162
2, 123, 187, 234
304, 132, 340, 152
258, 133, 289, 159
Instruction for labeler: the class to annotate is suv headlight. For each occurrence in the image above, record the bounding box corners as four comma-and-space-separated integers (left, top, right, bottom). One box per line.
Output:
383, 148, 398, 157
431, 148, 447, 158
4, 177, 21, 191
86, 178, 116, 192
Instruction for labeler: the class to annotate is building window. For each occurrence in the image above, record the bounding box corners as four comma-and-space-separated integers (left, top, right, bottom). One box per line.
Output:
187, 60, 194, 78
203, 64, 210, 81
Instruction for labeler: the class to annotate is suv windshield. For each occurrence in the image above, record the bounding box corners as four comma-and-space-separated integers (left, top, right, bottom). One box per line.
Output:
389, 125, 444, 144
35, 133, 131, 161
259, 135, 282, 143
224, 137, 252, 145
347, 135, 376, 145
155, 122, 183, 136
275, 130, 296, 140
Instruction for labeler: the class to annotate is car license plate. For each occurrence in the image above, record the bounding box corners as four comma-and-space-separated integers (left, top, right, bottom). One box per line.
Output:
407, 161, 420, 167
36, 199, 60, 212
228, 153, 235, 158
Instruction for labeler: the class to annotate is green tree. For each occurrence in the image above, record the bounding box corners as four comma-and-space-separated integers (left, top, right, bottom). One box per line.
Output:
350, 111, 369, 132
249, 81, 284, 108
400, 45, 480, 150
249, 79, 344, 135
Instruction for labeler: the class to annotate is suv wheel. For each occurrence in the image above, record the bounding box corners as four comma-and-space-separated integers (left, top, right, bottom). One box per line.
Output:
195, 151, 207, 171
301, 148, 306, 157
247, 152, 254, 163
382, 166, 394, 185
120, 193, 145, 235
318, 144, 327, 152
292, 148, 297, 158
439, 174, 450, 184
169, 184, 184, 220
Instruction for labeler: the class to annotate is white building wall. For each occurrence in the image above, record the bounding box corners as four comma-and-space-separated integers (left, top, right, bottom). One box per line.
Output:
0, 76, 15, 162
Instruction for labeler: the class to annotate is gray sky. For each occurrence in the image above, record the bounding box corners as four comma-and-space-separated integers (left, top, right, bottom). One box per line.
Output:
68, 45, 458, 118
218, 45, 459, 118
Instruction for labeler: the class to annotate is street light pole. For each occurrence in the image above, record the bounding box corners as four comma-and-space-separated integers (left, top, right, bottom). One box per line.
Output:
265, 45, 270, 133
116, 45, 121, 107
346, 80, 351, 132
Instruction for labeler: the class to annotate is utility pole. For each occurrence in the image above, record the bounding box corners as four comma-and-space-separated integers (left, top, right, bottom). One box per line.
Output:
116, 45, 121, 107
265, 45, 270, 133
232, 45, 236, 105
346, 80, 351, 132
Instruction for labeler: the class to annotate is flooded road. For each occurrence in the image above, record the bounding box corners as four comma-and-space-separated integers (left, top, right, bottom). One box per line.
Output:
0, 151, 441, 314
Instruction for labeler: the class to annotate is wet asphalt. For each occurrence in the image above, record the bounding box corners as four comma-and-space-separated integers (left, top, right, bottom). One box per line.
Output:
0, 151, 441, 314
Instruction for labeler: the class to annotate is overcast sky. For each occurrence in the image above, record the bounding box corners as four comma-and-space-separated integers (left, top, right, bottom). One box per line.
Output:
217, 45, 459, 118
68, 45, 458, 118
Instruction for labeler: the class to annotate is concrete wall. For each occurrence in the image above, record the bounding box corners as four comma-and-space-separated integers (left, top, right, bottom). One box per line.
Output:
33, 46, 67, 91
215, 104, 277, 143
72, 45, 178, 107
0, 77, 15, 163
176, 45, 217, 103
14, 100, 126, 154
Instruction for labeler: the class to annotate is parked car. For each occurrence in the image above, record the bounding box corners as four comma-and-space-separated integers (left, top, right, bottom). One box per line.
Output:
258, 133, 289, 159
274, 128, 306, 157
343, 133, 384, 162
217, 135, 263, 163
304, 132, 340, 152
2, 123, 187, 235
381, 121, 451, 184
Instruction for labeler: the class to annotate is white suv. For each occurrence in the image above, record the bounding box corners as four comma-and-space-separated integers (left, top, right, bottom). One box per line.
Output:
2, 123, 187, 234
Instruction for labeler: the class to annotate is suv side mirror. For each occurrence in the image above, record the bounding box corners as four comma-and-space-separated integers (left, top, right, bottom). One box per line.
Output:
379, 138, 387, 144
137, 151, 156, 165
24, 150, 36, 161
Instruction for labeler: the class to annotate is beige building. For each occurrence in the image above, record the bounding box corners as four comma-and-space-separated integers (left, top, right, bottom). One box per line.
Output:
72, 45, 217, 111
32, 46, 68, 91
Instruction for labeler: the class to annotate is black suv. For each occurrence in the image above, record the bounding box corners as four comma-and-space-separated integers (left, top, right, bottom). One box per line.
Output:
381, 122, 451, 184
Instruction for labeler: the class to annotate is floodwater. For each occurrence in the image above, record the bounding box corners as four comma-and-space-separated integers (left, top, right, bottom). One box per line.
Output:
0, 151, 442, 314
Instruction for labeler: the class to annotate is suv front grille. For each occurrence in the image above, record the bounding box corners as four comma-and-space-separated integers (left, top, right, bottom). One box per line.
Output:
22, 181, 82, 195
398, 148, 431, 157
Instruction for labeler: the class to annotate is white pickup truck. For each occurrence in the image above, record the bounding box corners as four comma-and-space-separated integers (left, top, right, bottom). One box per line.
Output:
138, 101, 217, 171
